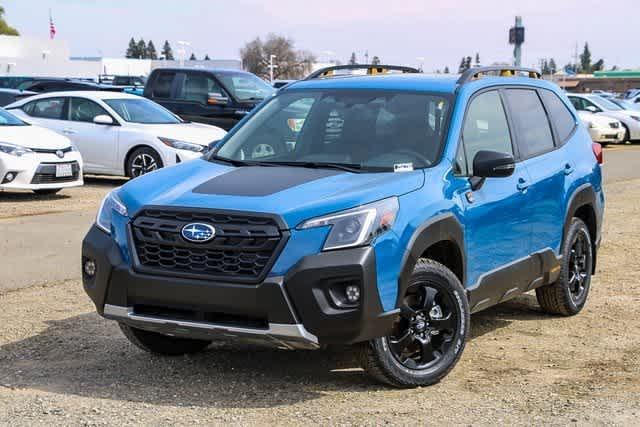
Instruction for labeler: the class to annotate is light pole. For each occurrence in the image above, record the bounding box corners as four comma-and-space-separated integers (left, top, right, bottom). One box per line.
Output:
177, 40, 191, 67
269, 54, 278, 83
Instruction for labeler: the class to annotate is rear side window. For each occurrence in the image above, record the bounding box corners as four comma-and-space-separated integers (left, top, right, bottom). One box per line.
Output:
540, 90, 576, 143
151, 72, 176, 98
462, 90, 513, 175
25, 97, 67, 120
504, 89, 554, 159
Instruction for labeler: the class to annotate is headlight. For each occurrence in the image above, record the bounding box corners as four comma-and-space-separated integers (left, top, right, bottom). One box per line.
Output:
0, 141, 33, 157
630, 115, 640, 122
96, 190, 128, 234
298, 197, 399, 251
158, 137, 205, 152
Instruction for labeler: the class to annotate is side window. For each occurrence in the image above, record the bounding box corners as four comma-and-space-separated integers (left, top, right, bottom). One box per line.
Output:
151, 72, 176, 98
28, 97, 67, 120
178, 73, 223, 103
569, 97, 583, 110
504, 89, 555, 159
462, 90, 513, 175
69, 98, 109, 123
539, 90, 576, 143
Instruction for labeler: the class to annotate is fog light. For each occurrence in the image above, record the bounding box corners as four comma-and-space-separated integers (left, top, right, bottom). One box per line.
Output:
2, 172, 16, 184
345, 285, 361, 303
84, 259, 96, 277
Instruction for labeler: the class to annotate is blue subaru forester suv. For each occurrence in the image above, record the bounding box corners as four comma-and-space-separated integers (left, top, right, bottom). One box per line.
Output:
82, 66, 604, 387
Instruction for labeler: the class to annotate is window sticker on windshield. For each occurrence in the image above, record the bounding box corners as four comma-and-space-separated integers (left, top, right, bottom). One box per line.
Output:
287, 118, 305, 133
476, 119, 489, 131
394, 163, 414, 173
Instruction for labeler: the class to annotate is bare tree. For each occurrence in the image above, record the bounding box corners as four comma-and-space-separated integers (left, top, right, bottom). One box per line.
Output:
240, 34, 317, 80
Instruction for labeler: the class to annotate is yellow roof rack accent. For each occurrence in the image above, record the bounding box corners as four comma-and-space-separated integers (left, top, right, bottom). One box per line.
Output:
457, 66, 542, 85
305, 64, 420, 80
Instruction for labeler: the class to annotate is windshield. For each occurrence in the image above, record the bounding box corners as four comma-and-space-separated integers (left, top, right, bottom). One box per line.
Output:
217, 72, 275, 102
611, 99, 640, 111
212, 90, 452, 171
104, 98, 182, 124
0, 108, 27, 126
589, 95, 623, 111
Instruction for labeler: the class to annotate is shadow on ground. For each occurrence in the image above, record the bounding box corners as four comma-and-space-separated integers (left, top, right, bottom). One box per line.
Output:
0, 294, 551, 408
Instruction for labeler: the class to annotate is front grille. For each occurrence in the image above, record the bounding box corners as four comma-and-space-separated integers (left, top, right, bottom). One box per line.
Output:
131, 208, 287, 283
609, 122, 620, 129
30, 162, 80, 184
31, 146, 73, 155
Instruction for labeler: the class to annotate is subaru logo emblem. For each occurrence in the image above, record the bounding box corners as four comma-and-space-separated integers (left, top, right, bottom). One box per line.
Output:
181, 223, 215, 243
56, 150, 64, 159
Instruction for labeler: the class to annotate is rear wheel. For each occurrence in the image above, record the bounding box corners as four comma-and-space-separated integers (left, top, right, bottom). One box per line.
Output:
126, 147, 163, 178
358, 259, 469, 388
536, 218, 593, 316
119, 323, 211, 356
32, 189, 61, 195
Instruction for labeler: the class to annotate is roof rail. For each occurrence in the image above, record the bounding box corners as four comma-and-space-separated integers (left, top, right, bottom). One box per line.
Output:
305, 64, 421, 80
457, 66, 541, 85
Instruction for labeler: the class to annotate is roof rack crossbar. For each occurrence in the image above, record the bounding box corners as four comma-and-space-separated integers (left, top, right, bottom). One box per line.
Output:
457, 66, 541, 85
305, 64, 421, 80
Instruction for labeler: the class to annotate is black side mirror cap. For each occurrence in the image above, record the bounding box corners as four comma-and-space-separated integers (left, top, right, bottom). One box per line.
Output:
470, 150, 516, 190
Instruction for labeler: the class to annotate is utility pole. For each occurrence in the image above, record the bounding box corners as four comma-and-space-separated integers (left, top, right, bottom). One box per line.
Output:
269, 55, 278, 83
509, 16, 525, 67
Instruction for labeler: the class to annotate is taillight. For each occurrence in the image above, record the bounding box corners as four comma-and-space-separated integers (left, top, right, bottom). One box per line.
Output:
592, 142, 603, 164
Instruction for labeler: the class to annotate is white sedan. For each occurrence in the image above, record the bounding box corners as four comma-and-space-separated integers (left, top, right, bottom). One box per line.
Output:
6, 92, 226, 178
577, 111, 625, 146
568, 94, 640, 142
0, 108, 83, 194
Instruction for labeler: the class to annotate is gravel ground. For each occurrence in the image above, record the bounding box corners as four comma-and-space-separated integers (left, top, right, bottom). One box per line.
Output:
1, 178, 639, 425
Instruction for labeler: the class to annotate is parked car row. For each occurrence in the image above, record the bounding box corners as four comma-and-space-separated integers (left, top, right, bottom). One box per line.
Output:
569, 93, 640, 144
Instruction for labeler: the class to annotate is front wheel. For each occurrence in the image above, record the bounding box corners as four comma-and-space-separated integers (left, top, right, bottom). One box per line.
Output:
119, 323, 211, 356
358, 259, 469, 388
126, 147, 163, 178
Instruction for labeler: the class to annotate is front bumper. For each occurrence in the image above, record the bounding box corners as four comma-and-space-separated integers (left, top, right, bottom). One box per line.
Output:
587, 126, 624, 143
0, 151, 83, 190
82, 225, 397, 349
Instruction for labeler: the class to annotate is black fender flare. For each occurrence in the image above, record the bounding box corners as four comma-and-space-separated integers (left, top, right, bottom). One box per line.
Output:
563, 183, 597, 248
396, 213, 465, 308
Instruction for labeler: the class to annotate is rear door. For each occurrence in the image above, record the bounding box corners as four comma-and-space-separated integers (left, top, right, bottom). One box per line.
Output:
20, 97, 68, 133
145, 70, 180, 113
503, 88, 568, 256
65, 97, 119, 173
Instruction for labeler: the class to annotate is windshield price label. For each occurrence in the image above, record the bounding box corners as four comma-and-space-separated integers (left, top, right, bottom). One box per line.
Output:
394, 163, 414, 173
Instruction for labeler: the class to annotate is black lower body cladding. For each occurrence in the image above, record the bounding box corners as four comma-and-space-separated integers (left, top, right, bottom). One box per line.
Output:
81, 225, 397, 346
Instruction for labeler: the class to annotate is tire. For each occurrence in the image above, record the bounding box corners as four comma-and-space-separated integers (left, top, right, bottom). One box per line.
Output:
536, 218, 593, 316
33, 189, 61, 195
119, 323, 211, 356
358, 259, 470, 388
126, 147, 163, 178
621, 124, 630, 143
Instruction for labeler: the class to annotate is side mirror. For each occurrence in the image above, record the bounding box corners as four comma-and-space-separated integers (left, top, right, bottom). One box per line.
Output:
470, 150, 516, 190
207, 92, 229, 106
93, 114, 114, 125
585, 105, 598, 113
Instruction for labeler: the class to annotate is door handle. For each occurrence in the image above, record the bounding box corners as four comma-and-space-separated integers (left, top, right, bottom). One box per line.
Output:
564, 163, 574, 175
62, 128, 77, 135
516, 177, 529, 192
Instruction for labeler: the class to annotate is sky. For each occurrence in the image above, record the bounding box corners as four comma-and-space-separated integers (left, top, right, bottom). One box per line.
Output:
3, 0, 639, 71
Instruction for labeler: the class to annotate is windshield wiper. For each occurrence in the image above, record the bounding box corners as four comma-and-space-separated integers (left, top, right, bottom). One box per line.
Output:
208, 155, 277, 168
263, 161, 371, 173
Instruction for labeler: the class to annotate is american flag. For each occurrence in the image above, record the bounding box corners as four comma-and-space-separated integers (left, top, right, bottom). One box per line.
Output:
49, 11, 56, 39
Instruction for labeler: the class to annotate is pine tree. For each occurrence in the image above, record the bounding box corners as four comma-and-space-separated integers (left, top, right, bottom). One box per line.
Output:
204, 54, 211, 60
146, 40, 157, 60
464, 56, 472, 71
125, 37, 137, 58
541, 59, 550, 75
474, 53, 480, 66
458, 57, 466, 73
349, 52, 357, 65
579, 42, 592, 73
444, 66, 450, 74
549, 58, 557, 74
592, 59, 604, 72
161, 40, 174, 60
371, 55, 381, 65
189, 53, 197, 61
136, 38, 146, 59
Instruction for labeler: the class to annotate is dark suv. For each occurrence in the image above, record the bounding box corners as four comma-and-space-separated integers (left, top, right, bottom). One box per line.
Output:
143, 68, 275, 130
83, 66, 604, 387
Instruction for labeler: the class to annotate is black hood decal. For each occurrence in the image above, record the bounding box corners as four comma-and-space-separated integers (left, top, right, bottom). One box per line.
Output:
192, 166, 343, 196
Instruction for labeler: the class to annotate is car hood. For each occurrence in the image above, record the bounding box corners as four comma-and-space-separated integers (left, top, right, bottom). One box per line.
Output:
598, 110, 640, 122
126, 122, 227, 146
0, 124, 71, 149
118, 159, 425, 228
578, 111, 619, 127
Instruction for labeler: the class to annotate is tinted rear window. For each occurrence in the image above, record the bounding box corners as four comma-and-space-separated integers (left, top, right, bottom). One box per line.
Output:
539, 90, 576, 143
504, 89, 555, 159
151, 72, 176, 98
